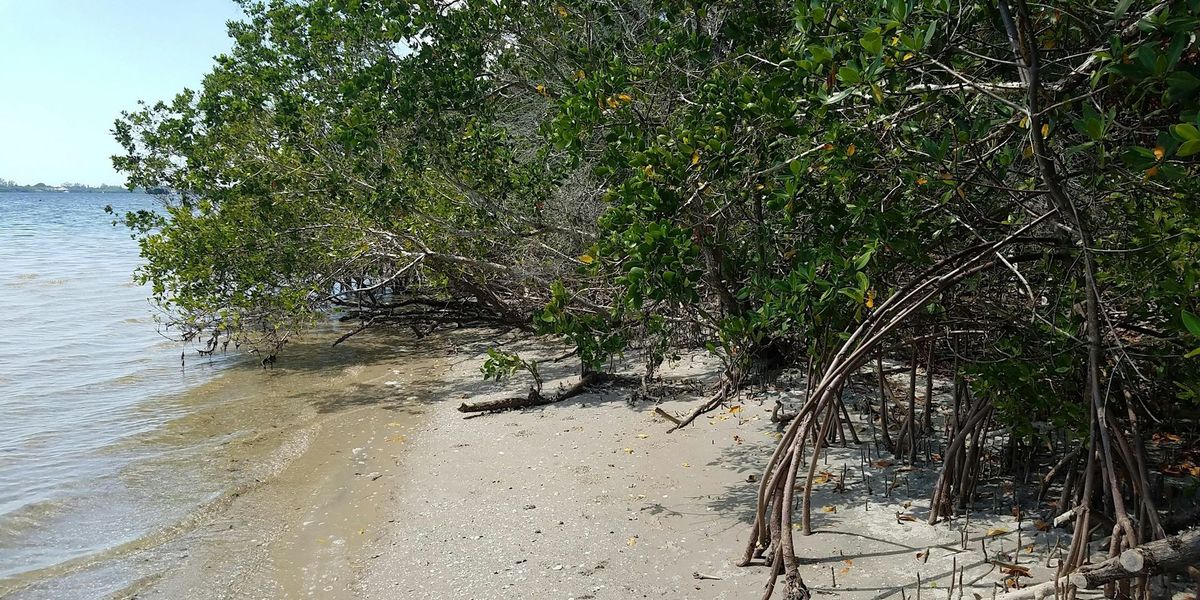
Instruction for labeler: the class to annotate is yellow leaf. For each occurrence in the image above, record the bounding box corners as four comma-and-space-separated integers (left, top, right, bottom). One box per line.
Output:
556, 4, 569, 17
574, 69, 586, 80
902, 52, 914, 62
606, 96, 619, 108
986, 527, 1009, 537
865, 289, 876, 309
535, 84, 547, 96
916, 177, 928, 185
728, 405, 743, 415
627, 536, 638, 546
691, 150, 700, 166
1153, 146, 1165, 160
1145, 166, 1159, 178
636, 433, 648, 439
846, 143, 857, 157
623, 447, 634, 454
578, 254, 594, 264
617, 93, 633, 103
812, 471, 833, 485
642, 164, 654, 178
682, 462, 691, 468
1018, 116, 1029, 129
821, 505, 836, 513
821, 143, 834, 151
1040, 123, 1050, 138
1023, 145, 1034, 159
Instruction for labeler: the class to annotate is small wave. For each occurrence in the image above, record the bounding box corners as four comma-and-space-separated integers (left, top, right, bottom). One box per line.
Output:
0, 421, 323, 595
108, 373, 146, 387
0, 497, 70, 540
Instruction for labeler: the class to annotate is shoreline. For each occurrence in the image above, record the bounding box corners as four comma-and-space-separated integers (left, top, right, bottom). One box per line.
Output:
0, 329, 451, 600
120, 336, 455, 600
18, 330, 1174, 599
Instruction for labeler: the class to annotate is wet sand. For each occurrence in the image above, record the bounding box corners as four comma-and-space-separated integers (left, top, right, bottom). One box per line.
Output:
120, 337, 454, 600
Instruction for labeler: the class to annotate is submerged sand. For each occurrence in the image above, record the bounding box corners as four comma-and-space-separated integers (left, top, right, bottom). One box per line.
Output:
87, 330, 1147, 599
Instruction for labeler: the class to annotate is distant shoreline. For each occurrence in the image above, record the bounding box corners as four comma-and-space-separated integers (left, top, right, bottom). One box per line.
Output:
0, 186, 138, 194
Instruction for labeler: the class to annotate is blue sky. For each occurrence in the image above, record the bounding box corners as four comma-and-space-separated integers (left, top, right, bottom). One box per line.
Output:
0, 1, 245, 186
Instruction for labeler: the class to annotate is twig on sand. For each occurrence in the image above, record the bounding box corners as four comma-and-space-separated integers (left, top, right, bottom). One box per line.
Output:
654, 407, 682, 425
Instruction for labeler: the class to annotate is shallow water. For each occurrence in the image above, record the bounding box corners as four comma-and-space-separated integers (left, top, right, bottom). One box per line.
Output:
0, 192, 410, 597
0, 192, 226, 580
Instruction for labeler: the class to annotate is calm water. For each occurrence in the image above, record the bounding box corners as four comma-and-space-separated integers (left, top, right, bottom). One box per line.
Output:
0, 192, 237, 595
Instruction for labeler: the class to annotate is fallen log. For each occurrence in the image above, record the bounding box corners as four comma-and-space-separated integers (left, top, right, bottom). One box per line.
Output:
458, 372, 609, 413
1069, 528, 1200, 589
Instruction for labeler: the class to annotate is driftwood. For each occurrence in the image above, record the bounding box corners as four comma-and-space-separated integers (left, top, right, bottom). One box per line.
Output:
1069, 528, 1200, 589
998, 578, 1063, 600
458, 372, 610, 413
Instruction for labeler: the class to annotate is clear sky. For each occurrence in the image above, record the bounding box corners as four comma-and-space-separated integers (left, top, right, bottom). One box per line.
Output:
0, 1, 245, 186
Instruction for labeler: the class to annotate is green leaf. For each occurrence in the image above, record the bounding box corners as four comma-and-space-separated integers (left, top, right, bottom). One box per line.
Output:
853, 248, 873, 270
860, 30, 883, 55
1179, 139, 1200, 157
1172, 123, 1200, 142
1113, 0, 1134, 21
1166, 72, 1200, 97
1184, 310, 1200, 338
1173, 123, 1200, 141
923, 22, 937, 49
809, 45, 833, 65
838, 66, 861, 85
824, 89, 855, 105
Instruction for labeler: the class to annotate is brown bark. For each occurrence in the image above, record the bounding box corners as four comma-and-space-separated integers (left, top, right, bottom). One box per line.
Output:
1069, 528, 1200, 589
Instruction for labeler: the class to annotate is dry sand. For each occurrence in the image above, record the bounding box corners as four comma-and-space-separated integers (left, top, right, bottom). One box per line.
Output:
127, 331, 1119, 599
353, 339, 1069, 600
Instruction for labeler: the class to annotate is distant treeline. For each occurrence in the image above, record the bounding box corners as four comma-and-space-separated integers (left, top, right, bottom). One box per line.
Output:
0, 180, 137, 193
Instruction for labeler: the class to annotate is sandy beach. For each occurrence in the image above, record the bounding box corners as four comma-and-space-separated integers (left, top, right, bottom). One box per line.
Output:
99, 330, 1119, 600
